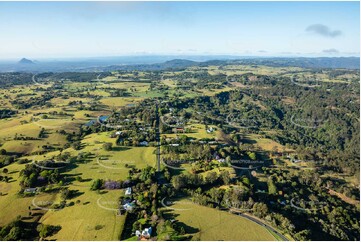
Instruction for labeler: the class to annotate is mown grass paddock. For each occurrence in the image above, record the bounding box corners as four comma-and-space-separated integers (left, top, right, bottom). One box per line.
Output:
1, 64, 357, 240
0, 162, 57, 226
40, 188, 126, 241
162, 198, 276, 241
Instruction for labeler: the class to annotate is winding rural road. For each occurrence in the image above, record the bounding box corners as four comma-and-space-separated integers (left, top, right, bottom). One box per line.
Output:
233, 212, 288, 241
155, 99, 161, 172
154, 95, 287, 240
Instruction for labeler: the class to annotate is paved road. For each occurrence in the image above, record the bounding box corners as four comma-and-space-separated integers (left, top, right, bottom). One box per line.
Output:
155, 100, 161, 172
234, 212, 288, 241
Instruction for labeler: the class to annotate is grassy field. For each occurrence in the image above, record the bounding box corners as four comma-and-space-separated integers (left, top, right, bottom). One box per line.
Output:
162, 123, 218, 140
100, 97, 143, 108
47, 133, 153, 239
40, 188, 126, 241
162, 198, 276, 241
0, 162, 54, 225
243, 134, 293, 152
2, 66, 352, 240
209, 65, 303, 76
0, 139, 154, 240
0, 111, 80, 154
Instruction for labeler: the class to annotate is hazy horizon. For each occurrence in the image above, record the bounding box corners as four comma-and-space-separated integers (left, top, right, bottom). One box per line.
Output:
0, 54, 360, 63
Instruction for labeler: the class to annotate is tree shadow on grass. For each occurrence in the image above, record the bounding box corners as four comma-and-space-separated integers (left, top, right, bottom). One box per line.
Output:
81, 178, 92, 182
241, 138, 257, 145
176, 221, 199, 234
62, 162, 79, 172
21, 216, 33, 221
98, 154, 112, 158
65, 173, 83, 177
112, 146, 131, 152
29, 212, 44, 217
125, 164, 136, 169
6, 151, 23, 156
64, 174, 91, 184
77, 157, 94, 164
163, 210, 200, 234
69, 189, 85, 199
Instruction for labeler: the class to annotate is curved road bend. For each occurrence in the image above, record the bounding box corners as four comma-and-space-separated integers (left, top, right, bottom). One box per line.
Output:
154, 97, 287, 240
231, 210, 288, 241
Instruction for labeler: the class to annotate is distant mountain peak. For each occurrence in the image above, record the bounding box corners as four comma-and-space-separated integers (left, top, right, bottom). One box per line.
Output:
18, 58, 35, 64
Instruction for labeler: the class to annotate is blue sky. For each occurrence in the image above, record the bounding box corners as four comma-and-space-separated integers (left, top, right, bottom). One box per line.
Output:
0, 1, 359, 59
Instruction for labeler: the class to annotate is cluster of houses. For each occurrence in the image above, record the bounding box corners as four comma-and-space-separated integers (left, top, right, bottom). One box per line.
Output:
269, 200, 287, 206
24, 187, 37, 194
118, 187, 153, 240
119, 187, 135, 215
206, 127, 215, 133
198, 140, 218, 145
171, 125, 216, 135
171, 127, 185, 133
122, 201, 135, 212
109, 135, 149, 147
125, 187, 132, 195
110, 131, 123, 138
139, 141, 149, 146
286, 155, 302, 163
164, 136, 218, 146
213, 152, 225, 163
135, 227, 152, 240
